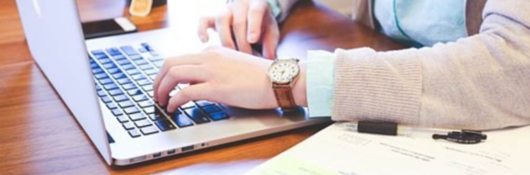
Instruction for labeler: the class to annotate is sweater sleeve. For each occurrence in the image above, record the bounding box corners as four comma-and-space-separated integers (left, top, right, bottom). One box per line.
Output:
332, 0, 530, 130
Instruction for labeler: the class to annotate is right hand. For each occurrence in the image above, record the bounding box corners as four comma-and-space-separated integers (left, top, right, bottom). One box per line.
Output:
197, 0, 280, 59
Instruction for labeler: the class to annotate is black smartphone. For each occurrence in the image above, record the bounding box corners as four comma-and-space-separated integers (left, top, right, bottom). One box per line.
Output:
81, 17, 137, 39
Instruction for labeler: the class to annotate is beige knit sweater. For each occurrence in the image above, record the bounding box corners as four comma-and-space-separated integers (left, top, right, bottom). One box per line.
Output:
279, 0, 530, 130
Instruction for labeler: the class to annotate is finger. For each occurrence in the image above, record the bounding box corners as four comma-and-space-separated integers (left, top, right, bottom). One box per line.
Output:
262, 22, 279, 59
230, 4, 253, 54
247, 1, 268, 43
153, 55, 205, 102
215, 8, 236, 50
154, 60, 205, 102
157, 65, 208, 107
198, 16, 215, 43
167, 83, 211, 113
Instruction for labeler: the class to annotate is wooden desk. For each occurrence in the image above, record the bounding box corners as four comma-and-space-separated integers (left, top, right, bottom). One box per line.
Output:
0, 0, 403, 174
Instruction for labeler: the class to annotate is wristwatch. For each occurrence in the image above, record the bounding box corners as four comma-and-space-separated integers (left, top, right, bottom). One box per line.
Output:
267, 58, 300, 111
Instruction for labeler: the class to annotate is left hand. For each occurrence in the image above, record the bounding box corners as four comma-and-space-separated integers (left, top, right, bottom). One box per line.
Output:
153, 46, 306, 113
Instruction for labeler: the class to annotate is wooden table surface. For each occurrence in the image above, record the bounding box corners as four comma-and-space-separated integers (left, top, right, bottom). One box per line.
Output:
0, 0, 403, 174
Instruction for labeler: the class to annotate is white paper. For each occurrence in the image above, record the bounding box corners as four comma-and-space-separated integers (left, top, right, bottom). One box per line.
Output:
246, 123, 530, 175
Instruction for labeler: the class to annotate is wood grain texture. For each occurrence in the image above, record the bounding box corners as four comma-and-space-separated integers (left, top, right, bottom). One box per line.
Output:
0, 0, 403, 174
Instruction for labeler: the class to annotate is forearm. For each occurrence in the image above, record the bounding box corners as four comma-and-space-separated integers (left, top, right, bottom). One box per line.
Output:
331, 0, 530, 130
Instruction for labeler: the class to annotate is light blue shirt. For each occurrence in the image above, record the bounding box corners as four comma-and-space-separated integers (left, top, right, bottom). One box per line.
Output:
306, 0, 468, 117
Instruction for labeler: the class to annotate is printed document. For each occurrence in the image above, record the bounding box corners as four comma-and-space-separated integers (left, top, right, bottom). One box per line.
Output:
246, 123, 530, 175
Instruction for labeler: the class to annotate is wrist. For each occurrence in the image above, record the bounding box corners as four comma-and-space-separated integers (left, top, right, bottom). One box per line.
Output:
293, 62, 307, 107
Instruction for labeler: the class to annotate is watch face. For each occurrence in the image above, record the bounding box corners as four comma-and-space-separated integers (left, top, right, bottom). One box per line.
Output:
268, 60, 299, 84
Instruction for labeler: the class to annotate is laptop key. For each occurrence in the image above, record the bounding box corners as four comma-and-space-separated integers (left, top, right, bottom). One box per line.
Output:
116, 59, 132, 65
103, 83, 119, 90
124, 106, 140, 114
106, 102, 118, 110
106, 48, 122, 56
133, 95, 148, 102
112, 73, 126, 79
103, 63, 116, 69
153, 61, 163, 68
144, 107, 155, 114
99, 78, 113, 85
131, 74, 145, 80
144, 69, 157, 75
129, 55, 143, 61
184, 108, 210, 124
209, 112, 229, 121
201, 105, 222, 114
149, 75, 157, 80
139, 64, 153, 70
128, 129, 141, 138
137, 79, 151, 86
122, 83, 137, 90
122, 122, 135, 130
116, 115, 128, 123
113, 55, 127, 61
126, 69, 141, 75
91, 50, 105, 55
94, 55, 109, 61
149, 113, 164, 121
118, 100, 134, 108
113, 95, 129, 102
99, 58, 112, 64
94, 73, 108, 79
141, 43, 153, 51
120, 46, 138, 56
129, 113, 147, 121
117, 78, 131, 85
92, 68, 103, 74
150, 51, 159, 57
111, 109, 123, 116
122, 64, 135, 70
141, 85, 153, 91
96, 90, 106, 97
108, 89, 124, 96
196, 100, 216, 107
171, 111, 194, 127
138, 101, 153, 108
134, 59, 148, 65
154, 119, 176, 131
128, 89, 143, 96
107, 67, 121, 74
140, 126, 159, 135
134, 119, 152, 128
101, 96, 112, 103
90, 62, 98, 69
181, 101, 196, 109
149, 56, 163, 62
148, 91, 154, 97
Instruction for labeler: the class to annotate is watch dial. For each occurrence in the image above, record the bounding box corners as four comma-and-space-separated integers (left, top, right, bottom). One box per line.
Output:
269, 61, 299, 83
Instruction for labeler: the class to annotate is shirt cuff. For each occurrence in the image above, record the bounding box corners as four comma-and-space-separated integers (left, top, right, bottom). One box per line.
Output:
267, 0, 282, 21
306, 50, 336, 118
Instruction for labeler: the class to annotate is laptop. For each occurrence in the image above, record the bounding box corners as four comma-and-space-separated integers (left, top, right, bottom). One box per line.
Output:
16, 0, 328, 166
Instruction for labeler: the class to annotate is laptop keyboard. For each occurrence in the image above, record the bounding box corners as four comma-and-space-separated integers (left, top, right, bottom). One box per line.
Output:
89, 43, 229, 138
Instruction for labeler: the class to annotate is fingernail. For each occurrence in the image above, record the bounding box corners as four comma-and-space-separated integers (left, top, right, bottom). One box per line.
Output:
248, 33, 257, 43
199, 35, 207, 43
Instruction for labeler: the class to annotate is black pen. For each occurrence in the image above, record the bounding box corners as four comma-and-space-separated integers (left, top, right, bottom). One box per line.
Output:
338, 121, 487, 144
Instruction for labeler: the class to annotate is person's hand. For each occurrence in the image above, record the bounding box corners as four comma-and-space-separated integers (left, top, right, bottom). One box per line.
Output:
197, 0, 280, 59
153, 46, 307, 113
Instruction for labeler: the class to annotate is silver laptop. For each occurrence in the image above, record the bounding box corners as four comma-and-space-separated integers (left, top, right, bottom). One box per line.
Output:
16, 0, 328, 166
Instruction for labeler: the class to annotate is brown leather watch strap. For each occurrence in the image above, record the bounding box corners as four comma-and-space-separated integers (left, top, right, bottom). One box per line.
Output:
272, 83, 297, 110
